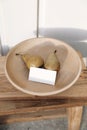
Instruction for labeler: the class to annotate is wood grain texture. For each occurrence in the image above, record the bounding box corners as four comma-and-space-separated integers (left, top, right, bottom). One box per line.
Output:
5, 38, 82, 96
0, 52, 86, 125
0, 108, 66, 124
0, 56, 87, 100
67, 106, 83, 130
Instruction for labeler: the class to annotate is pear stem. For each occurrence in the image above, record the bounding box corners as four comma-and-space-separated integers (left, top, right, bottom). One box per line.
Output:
15, 53, 23, 56
54, 50, 57, 53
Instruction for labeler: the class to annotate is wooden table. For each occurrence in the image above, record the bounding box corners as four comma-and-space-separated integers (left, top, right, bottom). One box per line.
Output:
0, 55, 87, 130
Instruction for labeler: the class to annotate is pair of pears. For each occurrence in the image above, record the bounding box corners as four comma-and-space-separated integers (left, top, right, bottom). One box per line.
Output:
16, 50, 60, 71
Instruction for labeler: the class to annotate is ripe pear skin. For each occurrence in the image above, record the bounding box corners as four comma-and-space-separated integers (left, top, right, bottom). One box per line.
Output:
44, 50, 60, 71
22, 54, 44, 69
22, 54, 31, 66
16, 53, 44, 69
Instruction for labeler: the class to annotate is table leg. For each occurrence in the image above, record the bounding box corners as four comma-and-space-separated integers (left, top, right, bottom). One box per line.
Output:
67, 106, 83, 130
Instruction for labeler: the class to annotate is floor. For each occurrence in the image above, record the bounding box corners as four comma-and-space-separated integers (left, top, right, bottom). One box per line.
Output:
0, 106, 87, 130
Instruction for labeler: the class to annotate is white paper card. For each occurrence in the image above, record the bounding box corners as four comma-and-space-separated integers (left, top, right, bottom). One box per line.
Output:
29, 67, 57, 85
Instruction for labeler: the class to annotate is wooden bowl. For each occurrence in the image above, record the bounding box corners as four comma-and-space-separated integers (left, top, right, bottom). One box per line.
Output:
5, 38, 82, 96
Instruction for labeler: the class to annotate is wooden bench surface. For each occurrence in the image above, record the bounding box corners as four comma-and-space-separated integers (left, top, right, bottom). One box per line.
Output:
0, 56, 87, 100
0, 56, 87, 103
0, 55, 87, 124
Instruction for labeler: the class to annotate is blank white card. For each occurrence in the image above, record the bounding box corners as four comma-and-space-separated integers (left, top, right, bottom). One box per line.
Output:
29, 67, 57, 85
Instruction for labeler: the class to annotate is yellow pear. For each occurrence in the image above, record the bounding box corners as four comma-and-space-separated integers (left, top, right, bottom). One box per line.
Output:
16, 53, 44, 69
44, 50, 60, 71
22, 54, 31, 65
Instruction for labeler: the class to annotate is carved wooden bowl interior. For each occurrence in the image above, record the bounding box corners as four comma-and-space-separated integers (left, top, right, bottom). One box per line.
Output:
5, 38, 82, 96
